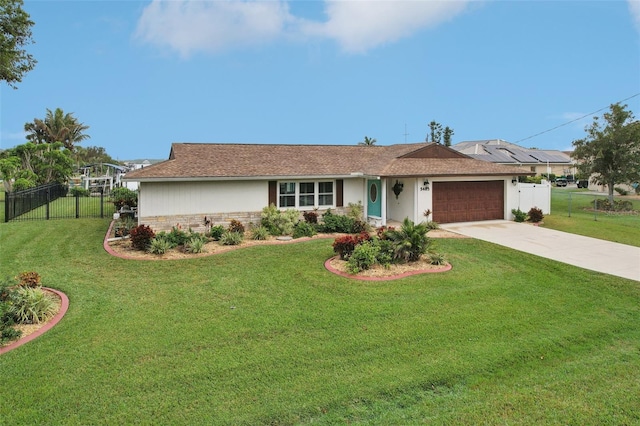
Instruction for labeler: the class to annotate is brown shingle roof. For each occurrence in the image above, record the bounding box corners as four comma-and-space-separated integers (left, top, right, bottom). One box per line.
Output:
124, 142, 531, 180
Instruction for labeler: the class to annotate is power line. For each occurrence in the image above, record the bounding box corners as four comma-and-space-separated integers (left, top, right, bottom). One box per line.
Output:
513, 93, 640, 144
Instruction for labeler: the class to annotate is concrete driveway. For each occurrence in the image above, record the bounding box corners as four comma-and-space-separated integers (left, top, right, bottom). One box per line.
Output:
441, 220, 640, 282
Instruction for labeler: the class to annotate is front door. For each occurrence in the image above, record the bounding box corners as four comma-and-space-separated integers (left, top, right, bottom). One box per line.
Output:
367, 179, 381, 217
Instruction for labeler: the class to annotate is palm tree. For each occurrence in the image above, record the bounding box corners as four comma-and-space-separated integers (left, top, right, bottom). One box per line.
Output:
385, 218, 431, 262
358, 136, 377, 146
24, 107, 90, 151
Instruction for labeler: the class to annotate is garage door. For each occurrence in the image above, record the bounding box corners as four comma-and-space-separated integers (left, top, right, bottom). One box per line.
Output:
432, 181, 504, 223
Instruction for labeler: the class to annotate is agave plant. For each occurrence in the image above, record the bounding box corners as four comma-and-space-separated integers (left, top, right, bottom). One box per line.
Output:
385, 218, 431, 262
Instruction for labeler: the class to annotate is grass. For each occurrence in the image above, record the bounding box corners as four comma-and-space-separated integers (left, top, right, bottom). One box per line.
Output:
0, 189, 4, 223
1, 219, 639, 424
4, 193, 115, 222
543, 188, 640, 247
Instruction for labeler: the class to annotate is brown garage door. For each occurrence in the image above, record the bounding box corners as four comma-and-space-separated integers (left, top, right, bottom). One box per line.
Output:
432, 181, 504, 223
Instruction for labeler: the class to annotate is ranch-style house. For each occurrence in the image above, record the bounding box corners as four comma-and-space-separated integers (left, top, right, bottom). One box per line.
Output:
123, 142, 532, 232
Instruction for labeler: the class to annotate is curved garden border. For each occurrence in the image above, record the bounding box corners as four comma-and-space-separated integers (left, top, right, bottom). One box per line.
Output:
103, 220, 338, 261
0, 288, 69, 355
324, 256, 452, 281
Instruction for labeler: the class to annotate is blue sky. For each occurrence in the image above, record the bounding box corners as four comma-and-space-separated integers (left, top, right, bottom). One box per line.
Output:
1, 0, 639, 161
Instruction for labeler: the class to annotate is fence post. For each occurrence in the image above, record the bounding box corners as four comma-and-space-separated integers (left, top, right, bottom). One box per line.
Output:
594, 195, 597, 221
75, 193, 80, 219
100, 188, 104, 218
568, 192, 571, 217
46, 188, 50, 220
4, 192, 8, 223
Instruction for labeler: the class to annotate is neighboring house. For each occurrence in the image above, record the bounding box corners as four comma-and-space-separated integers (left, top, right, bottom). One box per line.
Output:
452, 139, 574, 177
121, 159, 161, 190
123, 142, 533, 232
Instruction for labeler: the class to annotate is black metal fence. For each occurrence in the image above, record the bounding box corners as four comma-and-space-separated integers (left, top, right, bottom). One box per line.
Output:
4, 183, 116, 222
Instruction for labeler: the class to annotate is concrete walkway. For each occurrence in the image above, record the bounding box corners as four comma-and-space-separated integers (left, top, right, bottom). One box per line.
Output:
441, 220, 640, 282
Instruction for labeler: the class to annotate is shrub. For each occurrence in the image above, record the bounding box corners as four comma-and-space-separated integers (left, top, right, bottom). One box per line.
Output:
332, 232, 370, 260
614, 187, 628, 196
0, 278, 21, 344
111, 187, 137, 209
425, 221, 440, 230
8, 286, 57, 324
261, 204, 282, 235
385, 218, 431, 262
374, 238, 395, 268
1, 318, 21, 343
351, 219, 370, 234
129, 225, 155, 251
347, 241, 380, 274
166, 225, 189, 247
428, 252, 447, 265
228, 219, 245, 235
250, 225, 270, 241
347, 201, 364, 220
185, 236, 206, 254
114, 217, 136, 237
209, 225, 225, 241
17, 271, 41, 287
70, 187, 90, 197
148, 236, 171, 255
376, 226, 395, 240
511, 208, 527, 223
260, 205, 299, 236
598, 199, 634, 212
0, 276, 15, 301
527, 207, 544, 223
303, 210, 318, 224
321, 210, 355, 233
280, 210, 300, 235
220, 231, 243, 246
292, 221, 317, 239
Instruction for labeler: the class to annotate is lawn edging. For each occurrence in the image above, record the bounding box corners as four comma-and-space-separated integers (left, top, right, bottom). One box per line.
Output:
0, 288, 69, 355
324, 256, 452, 281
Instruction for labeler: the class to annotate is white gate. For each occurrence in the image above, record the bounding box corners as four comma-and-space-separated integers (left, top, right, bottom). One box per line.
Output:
517, 182, 551, 214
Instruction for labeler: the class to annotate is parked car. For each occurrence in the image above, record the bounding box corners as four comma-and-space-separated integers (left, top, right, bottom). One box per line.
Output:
555, 178, 568, 187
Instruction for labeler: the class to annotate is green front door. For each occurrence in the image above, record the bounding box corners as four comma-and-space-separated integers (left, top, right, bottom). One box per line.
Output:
367, 179, 381, 217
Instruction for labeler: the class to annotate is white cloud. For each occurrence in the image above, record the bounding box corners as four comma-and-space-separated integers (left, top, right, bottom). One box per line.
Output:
303, 0, 471, 53
135, 1, 297, 57
135, 0, 473, 57
629, 0, 640, 31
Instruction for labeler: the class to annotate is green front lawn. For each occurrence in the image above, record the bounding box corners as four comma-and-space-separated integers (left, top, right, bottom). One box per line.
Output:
544, 188, 640, 247
0, 219, 639, 424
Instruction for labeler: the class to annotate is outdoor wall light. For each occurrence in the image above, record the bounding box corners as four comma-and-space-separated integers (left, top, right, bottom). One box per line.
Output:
392, 180, 404, 199
512, 177, 518, 186
423, 179, 430, 191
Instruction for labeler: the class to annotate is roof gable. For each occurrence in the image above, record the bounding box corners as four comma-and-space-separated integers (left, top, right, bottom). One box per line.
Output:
400, 143, 469, 159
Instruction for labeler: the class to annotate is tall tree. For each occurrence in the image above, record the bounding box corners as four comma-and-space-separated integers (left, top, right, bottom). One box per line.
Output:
572, 103, 640, 202
2, 141, 74, 189
358, 136, 377, 146
73, 146, 120, 167
0, 0, 36, 88
427, 121, 443, 144
443, 126, 454, 147
24, 108, 90, 151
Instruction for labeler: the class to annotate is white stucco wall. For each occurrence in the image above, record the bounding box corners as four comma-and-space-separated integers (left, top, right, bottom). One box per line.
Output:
139, 180, 267, 217
136, 177, 369, 231
343, 178, 365, 208
386, 177, 415, 223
